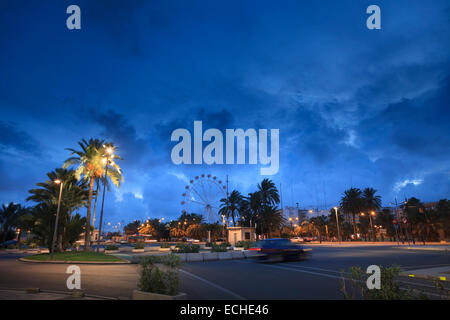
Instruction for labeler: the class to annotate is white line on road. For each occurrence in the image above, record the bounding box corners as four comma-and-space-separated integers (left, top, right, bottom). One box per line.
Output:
179, 269, 246, 300
250, 262, 344, 280
286, 264, 346, 275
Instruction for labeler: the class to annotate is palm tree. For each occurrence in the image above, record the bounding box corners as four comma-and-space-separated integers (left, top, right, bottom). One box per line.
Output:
340, 187, 364, 236
362, 187, 382, 241
362, 188, 382, 211
257, 178, 280, 206
95, 142, 123, 250
219, 190, 243, 226
63, 138, 105, 250
0, 203, 21, 247
27, 168, 88, 251
241, 192, 262, 227
258, 205, 284, 238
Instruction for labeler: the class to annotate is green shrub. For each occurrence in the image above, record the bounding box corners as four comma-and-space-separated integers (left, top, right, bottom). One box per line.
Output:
173, 244, 200, 253
235, 241, 254, 249
106, 245, 119, 251
211, 243, 228, 252
205, 242, 214, 247
341, 265, 431, 300
160, 242, 171, 248
138, 254, 181, 295
134, 242, 145, 249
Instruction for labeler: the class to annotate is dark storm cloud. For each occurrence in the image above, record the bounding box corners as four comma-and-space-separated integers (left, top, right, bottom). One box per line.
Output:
0, 121, 42, 157
0, 0, 449, 223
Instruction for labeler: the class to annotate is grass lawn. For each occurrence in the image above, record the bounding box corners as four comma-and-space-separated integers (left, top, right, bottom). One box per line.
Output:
23, 251, 126, 262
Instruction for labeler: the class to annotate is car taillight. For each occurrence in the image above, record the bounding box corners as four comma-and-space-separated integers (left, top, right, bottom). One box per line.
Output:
249, 247, 261, 251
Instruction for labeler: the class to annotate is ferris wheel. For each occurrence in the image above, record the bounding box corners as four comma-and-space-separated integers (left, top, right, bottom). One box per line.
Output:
181, 174, 228, 223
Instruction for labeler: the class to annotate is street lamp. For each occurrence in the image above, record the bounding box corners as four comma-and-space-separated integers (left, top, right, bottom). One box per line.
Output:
370, 211, 376, 242
334, 207, 341, 244
50, 179, 64, 259
389, 200, 401, 246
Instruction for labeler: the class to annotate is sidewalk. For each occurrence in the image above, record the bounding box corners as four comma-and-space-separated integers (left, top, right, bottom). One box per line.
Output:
0, 288, 110, 300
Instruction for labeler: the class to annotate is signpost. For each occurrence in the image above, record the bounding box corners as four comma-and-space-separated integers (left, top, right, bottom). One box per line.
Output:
392, 219, 399, 245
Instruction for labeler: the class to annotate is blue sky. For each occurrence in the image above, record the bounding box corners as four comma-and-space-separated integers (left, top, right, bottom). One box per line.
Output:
0, 1, 449, 228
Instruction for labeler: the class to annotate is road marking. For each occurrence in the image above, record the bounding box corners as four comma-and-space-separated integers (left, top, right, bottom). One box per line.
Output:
253, 262, 344, 280
179, 269, 246, 300
286, 264, 346, 275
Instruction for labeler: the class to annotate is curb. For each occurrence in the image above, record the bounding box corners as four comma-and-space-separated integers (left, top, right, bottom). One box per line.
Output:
134, 251, 263, 263
400, 272, 448, 282
0, 287, 119, 300
395, 247, 449, 252
18, 257, 131, 265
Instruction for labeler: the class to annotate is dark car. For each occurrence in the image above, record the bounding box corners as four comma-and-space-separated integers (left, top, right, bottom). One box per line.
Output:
248, 238, 311, 262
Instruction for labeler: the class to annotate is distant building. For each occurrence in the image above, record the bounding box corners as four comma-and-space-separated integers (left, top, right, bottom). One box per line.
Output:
77, 229, 99, 244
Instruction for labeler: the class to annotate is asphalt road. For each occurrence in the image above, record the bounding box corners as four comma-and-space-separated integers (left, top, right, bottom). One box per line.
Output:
0, 246, 449, 299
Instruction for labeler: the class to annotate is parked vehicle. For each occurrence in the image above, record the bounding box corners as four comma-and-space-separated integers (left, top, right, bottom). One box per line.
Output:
248, 238, 311, 262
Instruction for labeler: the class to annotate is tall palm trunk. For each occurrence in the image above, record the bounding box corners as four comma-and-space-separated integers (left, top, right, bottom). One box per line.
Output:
92, 179, 100, 228
17, 229, 22, 248
58, 233, 63, 252
352, 213, 357, 236
84, 177, 95, 251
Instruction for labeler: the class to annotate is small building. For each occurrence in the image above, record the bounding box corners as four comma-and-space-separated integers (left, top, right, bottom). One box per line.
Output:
227, 227, 256, 246
77, 229, 100, 244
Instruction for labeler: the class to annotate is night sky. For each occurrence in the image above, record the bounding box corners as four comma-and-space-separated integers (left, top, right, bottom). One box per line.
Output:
1, 1, 449, 228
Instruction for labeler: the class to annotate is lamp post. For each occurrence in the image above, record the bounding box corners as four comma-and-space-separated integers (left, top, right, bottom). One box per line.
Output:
370, 211, 376, 242
334, 207, 341, 244
97, 147, 113, 253
51, 179, 64, 259
389, 200, 401, 245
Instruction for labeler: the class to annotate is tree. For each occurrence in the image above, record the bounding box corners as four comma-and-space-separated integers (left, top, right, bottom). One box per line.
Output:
64, 213, 87, 248
375, 209, 396, 240
27, 168, 88, 251
64, 139, 123, 250
257, 178, 280, 206
362, 188, 382, 212
362, 187, 382, 241
310, 215, 328, 242
257, 205, 284, 238
435, 199, 450, 239
405, 198, 446, 242
327, 208, 345, 240
124, 220, 141, 235
219, 190, 243, 226
186, 224, 207, 240
240, 192, 262, 227
63, 138, 105, 250
16, 206, 34, 248
340, 188, 364, 236
0, 203, 22, 246
203, 222, 223, 241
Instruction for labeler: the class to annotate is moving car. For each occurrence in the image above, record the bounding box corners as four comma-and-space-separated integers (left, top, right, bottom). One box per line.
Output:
248, 238, 311, 262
